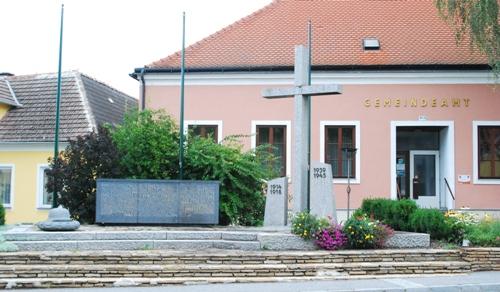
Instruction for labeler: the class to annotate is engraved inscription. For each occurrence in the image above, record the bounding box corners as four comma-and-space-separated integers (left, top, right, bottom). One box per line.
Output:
313, 167, 327, 179
96, 179, 219, 224
269, 184, 282, 195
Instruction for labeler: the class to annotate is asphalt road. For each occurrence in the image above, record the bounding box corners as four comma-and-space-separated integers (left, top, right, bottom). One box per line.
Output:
13, 271, 500, 292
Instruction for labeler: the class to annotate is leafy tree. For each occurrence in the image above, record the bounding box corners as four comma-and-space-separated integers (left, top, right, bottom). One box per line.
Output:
184, 136, 277, 225
436, 0, 500, 73
46, 125, 122, 223
112, 110, 179, 179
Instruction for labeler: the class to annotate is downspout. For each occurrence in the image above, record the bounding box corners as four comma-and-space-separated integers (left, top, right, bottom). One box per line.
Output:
140, 67, 146, 110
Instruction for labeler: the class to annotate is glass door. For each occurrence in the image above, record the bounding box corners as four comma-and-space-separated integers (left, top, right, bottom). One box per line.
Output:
410, 151, 440, 208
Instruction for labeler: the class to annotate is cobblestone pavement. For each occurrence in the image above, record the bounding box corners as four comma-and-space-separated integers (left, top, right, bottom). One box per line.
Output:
12, 271, 500, 292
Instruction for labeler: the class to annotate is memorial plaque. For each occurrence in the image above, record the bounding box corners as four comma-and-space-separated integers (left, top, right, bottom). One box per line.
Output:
96, 181, 138, 223
96, 179, 220, 224
137, 181, 178, 223
264, 177, 288, 226
310, 161, 337, 222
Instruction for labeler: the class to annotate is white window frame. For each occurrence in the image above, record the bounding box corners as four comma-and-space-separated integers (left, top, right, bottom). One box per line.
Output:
0, 164, 14, 208
473, 121, 500, 184
36, 164, 52, 209
251, 120, 292, 178
320, 121, 361, 184
184, 120, 223, 143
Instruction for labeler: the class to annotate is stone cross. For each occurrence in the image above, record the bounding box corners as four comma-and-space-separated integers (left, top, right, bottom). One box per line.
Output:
262, 45, 342, 213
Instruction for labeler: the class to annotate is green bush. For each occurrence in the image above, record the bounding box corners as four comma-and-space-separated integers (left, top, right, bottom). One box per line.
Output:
112, 110, 179, 179
392, 199, 418, 231
46, 125, 122, 223
184, 136, 276, 225
409, 208, 451, 240
0, 204, 5, 225
466, 218, 500, 247
291, 211, 329, 240
360, 198, 417, 231
343, 214, 379, 249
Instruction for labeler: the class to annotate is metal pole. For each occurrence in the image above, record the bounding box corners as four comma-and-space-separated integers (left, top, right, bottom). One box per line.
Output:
179, 12, 186, 180
346, 150, 351, 219
52, 3, 64, 209
306, 20, 312, 211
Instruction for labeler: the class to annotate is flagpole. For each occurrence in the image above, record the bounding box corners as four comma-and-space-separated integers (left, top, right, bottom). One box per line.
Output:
52, 3, 64, 208
179, 12, 186, 180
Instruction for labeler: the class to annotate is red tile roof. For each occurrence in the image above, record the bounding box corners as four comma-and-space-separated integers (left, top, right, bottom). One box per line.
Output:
149, 0, 487, 70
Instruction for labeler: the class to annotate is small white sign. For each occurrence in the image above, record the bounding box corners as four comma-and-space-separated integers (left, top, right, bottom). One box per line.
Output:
458, 175, 471, 183
418, 115, 427, 121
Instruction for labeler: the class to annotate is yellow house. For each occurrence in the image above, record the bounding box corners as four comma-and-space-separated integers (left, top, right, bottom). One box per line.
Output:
0, 71, 137, 224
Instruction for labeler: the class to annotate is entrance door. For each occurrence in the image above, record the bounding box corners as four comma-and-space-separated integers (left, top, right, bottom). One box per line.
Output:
410, 151, 440, 208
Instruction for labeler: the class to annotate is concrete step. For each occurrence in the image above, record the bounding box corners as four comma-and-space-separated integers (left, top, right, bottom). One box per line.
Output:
3, 230, 259, 242
10, 239, 262, 251
4, 229, 317, 251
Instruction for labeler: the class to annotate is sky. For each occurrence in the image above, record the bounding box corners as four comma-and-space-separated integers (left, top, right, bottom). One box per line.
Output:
0, 0, 272, 98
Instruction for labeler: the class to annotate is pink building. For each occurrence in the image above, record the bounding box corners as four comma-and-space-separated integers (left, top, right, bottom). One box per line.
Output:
132, 0, 500, 216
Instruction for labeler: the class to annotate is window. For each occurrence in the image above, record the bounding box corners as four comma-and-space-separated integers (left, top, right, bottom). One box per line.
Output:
0, 165, 13, 206
185, 120, 223, 143
188, 124, 218, 142
37, 165, 52, 208
478, 126, 500, 179
325, 126, 356, 178
256, 125, 287, 177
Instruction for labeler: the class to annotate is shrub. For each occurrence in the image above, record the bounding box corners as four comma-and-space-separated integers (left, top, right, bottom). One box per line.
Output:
409, 208, 451, 240
112, 110, 180, 179
444, 210, 479, 244
360, 198, 417, 231
343, 214, 379, 249
184, 136, 276, 226
46, 125, 122, 223
0, 204, 4, 225
291, 211, 329, 240
314, 223, 347, 250
374, 223, 395, 248
466, 217, 500, 247
391, 199, 418, 231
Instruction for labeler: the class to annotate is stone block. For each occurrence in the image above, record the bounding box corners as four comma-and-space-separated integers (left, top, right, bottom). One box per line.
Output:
258, 233, 317, 250
94, 231, 167, 240
166, 231, 221, 240
213, 241, 261, 251
264, 177, 288, 226
310, 161, 336, 222
220, 232, 257, 241
153, 240, 214, 250
385, 231, 430, 248
13, 241, 78, 251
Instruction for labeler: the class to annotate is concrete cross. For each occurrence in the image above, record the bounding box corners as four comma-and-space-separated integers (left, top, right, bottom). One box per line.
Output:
262, 45, 342, 213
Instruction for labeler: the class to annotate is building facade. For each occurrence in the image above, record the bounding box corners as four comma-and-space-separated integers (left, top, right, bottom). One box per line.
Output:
133, 0, 500, 216
0, 71, 137, 223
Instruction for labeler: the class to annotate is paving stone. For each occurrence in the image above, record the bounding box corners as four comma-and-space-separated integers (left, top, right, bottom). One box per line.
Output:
221, 232, 258, 241
213, 241, 261, 251
153, 240, 214, 250
166, 231, 221, 240
94, 232, 167, 240
258, 234, 317, 251
4, 232, 95, 241
13, 241, 78, 251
